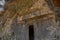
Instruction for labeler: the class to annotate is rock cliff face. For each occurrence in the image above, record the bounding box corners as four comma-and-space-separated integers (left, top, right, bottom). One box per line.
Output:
0, 0, 60, 40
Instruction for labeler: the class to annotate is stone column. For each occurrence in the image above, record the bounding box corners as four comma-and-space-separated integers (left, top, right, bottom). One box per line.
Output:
33, 22, 39, 40
34, 20, 46, 40
15, 22, 29, 40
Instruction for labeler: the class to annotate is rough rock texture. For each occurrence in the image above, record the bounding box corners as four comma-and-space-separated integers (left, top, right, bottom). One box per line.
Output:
0, 0, 59, 40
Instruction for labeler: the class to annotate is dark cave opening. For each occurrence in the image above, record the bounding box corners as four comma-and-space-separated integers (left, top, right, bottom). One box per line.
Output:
29, 25, 34, 40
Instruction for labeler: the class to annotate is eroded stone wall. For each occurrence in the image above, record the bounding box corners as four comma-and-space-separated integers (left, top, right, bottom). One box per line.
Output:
1, 17, 59, 40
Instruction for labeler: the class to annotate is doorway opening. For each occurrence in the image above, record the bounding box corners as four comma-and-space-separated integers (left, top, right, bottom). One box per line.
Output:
29, 25, 34, 40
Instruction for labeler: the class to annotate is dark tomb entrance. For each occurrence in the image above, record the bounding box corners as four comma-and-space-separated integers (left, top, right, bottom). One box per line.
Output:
0, 37, 1, 40
29, 25, 34, 40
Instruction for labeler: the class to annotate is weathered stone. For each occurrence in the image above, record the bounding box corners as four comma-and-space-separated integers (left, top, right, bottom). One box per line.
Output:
0, 0, 60, 40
